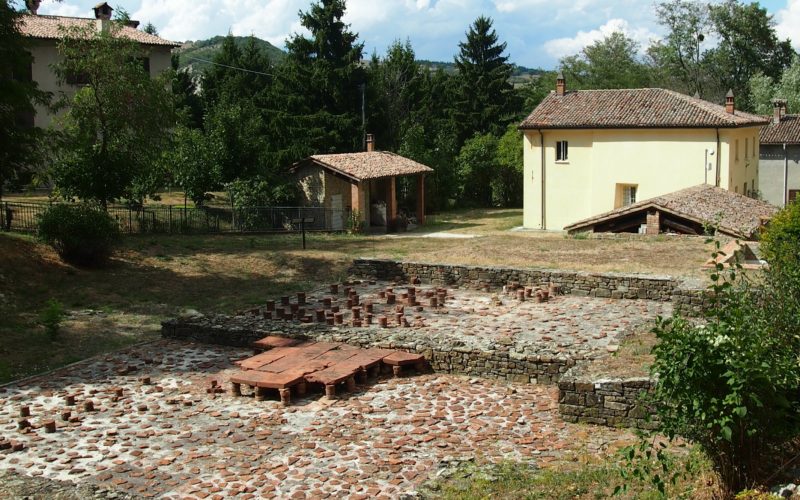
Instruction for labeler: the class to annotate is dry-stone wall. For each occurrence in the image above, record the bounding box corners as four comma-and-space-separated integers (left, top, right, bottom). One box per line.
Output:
558, 368, 658, 429
162, 314, 575, 384
350, 259, 711, 315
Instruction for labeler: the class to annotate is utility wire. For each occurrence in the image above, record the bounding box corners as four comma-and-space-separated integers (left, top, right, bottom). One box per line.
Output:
184, 56, 275, 77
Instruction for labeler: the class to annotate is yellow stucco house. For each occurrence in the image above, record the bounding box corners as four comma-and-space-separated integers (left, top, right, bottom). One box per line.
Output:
18, 1, 179, 129
519, 74, 769, 231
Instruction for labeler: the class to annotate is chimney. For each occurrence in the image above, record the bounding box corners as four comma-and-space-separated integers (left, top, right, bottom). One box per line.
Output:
772, 98, 788, 124
94, 2, 113, 33
26, 0, 41, 15
93, 2, 113, 20
366, 133, 375, 152
556, 71, 566, 97
725, 89, 735, 114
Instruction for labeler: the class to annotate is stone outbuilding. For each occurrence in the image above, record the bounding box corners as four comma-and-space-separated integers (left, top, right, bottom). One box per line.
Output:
759, 99, 800, 207
292, 135, 433, 232
564, 184, 777, 240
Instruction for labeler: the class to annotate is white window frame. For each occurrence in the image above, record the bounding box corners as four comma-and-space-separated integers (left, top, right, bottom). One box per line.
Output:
622, 185, 637, 206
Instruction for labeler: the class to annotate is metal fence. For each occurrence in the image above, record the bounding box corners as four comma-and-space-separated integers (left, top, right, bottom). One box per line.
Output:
0, 201, 346, 235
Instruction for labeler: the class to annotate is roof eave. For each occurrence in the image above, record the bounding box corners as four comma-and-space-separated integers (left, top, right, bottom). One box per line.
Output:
519, 122, 768, 131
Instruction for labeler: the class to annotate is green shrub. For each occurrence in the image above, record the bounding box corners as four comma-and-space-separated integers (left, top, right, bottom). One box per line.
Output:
39, 299, 65, 340
37, 204, 119, 266
647, 240, 800, 494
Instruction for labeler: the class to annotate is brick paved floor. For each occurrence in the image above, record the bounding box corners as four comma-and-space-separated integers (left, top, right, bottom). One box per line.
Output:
0, 341, 634, 499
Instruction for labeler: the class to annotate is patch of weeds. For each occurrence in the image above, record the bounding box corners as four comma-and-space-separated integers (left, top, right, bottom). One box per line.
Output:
566, 231, 590, 240
0, 361, 11, 383
38, 299, 65, 340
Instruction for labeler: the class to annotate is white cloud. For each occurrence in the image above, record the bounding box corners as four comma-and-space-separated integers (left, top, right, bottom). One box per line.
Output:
493, 0, 551, 14
776, 0, 800, 51
542, 18, 658, 60
38, 0, 85, 17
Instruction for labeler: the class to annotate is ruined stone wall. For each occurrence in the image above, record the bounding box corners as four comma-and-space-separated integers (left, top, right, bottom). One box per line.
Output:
162, 315, 575, 384
349, 259, 711, 315
558, 372, 658, 430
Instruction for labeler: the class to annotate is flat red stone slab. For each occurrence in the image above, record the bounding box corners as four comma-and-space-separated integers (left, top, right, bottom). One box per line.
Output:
230, 370, 306, 389
252, 336, 302, 350
382, 351, 424, 366
237, 349, 295, 370
256, 344, 341, 373
304, 365, 360, 386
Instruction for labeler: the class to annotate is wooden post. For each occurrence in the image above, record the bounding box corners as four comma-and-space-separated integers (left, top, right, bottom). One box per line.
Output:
416, 175, 425, 225
386, 177, 397, 232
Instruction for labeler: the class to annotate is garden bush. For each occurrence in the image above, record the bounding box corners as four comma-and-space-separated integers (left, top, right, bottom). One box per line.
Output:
643, 235, 800, 495
37, 204, 119, 266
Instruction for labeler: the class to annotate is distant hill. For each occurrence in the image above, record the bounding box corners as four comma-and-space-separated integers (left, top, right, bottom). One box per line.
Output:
175, 35, 543, 86
175, 36, 286, 73
417, 59, 544, 85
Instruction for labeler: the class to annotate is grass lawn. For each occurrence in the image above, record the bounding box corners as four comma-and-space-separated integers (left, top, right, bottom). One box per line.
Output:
0, 208, 712, 383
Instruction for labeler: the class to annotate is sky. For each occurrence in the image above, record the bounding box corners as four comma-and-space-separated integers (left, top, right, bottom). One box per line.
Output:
35, 0, 800, 69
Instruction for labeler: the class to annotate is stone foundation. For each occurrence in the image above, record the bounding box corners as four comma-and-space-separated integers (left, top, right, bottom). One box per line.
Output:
349, 259, 711, 315
162, 315, 576, 384
558, 369, 658, 430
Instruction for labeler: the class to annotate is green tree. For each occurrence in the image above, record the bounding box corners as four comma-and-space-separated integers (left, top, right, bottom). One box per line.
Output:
171, 54, 203, 129
453, 16, 516, 143
281, 0, 364, 154
0, 0, 48, 196
649, 0, 712, 97
164, 126, 221, 207
142, 22, 158, 36
518, 70, 557, 116
494, 124, 523, 207
707, 0, 794, 109
202, 34, 273, 109
398, 69, 460, 211
749, 55, 800, 115
561, 31, 651, 89
366, 39, 423, 152
51, 23, 175, 208
456, 133, 498, 207
204, 97, 266, 183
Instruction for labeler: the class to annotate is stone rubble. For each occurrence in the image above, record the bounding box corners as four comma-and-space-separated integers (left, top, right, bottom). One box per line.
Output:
0, 341, 634, 499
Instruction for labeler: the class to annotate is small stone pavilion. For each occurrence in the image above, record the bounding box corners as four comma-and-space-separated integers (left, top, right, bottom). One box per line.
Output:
293, 135, 433, 232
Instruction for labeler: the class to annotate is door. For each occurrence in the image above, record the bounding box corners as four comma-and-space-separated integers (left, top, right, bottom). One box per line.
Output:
330, 194, 343, 230
789, 190, 799, 205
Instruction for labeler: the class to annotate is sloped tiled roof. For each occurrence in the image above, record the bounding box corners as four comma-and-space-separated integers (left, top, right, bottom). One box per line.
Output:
565, 184, 777, 239
301, 152, 433, 182
18, 14, 180, 47
520, 89, 769, 130
760, 115, 800, 144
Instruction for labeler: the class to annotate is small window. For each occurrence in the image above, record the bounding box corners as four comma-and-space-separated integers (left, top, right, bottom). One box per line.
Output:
743, 183, 747, 196
556, 141, 568, 162
735, 186, 739, 193
735, 139, 739, 161
623, 185, 637, 206
745, 138, 749, 159
751, 180, 755, 195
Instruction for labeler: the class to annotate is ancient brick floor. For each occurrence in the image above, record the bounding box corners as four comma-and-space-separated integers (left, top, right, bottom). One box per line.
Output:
0, 341, 633, 499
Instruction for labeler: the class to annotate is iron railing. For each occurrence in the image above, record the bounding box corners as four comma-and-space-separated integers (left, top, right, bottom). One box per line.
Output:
0, 202, 347, 235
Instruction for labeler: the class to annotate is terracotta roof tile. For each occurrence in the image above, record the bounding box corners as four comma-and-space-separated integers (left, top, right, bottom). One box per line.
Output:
760, 115, 800, 144
18, 14, 180, 47
304, 152, 433, 181
565, 184, 777, 239
520, 89, 768, 130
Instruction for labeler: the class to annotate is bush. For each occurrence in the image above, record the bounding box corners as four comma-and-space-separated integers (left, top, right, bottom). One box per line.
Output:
647, 240, 800, 494
37, 204, 119, 266
39, 299, 65, 340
